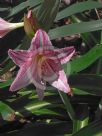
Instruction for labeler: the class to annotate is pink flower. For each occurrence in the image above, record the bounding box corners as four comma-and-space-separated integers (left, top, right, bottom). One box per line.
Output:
8, 29, 75, 100
0, 18, 24, 38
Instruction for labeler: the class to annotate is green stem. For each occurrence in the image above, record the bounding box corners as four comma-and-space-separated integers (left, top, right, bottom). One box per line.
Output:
10, 22, 24, 29
15, 22, 24, 28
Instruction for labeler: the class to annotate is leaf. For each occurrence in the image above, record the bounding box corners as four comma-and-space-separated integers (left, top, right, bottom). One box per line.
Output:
64, 45, 102, 74
37, 0, 60, 31
10, 91, 66, 118
0, 101, 15, 121
73, 104, 89, 133
0, 79, 13, 88
49, 19, 102, 40
69, 74, 102, 96
33, 108, 64, 117
56, 1, 102, 21
59, 91, 77, 121
0, 59, 14, 76
71, 15, 98, 46
73, 117, 89, 134
29, 0, 42, 8
0, 121, 72, 136
72, 119, 102, 136
72, 88, 90, 95
7, 1, 28, 18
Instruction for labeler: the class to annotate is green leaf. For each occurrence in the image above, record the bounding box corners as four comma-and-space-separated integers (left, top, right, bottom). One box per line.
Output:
10, 91, 65, 117
32, 108, 64, 117
71, 15, 98, 46
73, 104, 89, 133
0, 8, 9, 12
70, 74, 102, 96
72, 88, 90, 95
56, 1, 102, 21
29, 0, 42, 8
37, 0, 60, 31
0, 101, 15, 121
72, 119, 102, 136
7, 1, 28, 18
0, 121, 72, 136
0, 79, 13, 88
0, 59, 14, 76
49, 19, 102, 40
73, 118, 89, 134
64, 45, 102, 74
59, 91, 76, 121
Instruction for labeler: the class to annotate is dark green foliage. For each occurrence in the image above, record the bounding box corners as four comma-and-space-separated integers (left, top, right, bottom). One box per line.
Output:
0, 0, 102, 135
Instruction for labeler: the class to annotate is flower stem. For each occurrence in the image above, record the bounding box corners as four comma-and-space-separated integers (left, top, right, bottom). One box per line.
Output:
10, 22, 24, 29
15, 22, 24, 28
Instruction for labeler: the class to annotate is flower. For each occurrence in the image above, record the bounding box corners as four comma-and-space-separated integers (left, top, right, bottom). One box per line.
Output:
0, 18, 24, 38
8, 29, 75, 100
24, 10, 39, 38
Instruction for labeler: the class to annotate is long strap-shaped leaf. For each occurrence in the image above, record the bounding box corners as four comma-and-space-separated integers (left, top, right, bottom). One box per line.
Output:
69, 74, 102, 96
29, 0, 42, 8
37, 0, 60, 31
49, 19, 102, 40
7, 0, 42, 18
72, 119, 102, 136
64, 45, 102, 74
56, 1, 102, 21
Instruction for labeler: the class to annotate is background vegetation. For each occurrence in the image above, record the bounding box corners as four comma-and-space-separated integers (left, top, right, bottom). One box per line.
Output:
0, 0, 102, 135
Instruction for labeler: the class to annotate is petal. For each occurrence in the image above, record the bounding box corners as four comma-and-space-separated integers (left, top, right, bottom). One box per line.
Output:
0, 17, 9, 25
51, 70, 71, 93
0, 18, 10, 38
10, 62, 31, 91
55, 46, 75, 64
36, 88, 45, 100
0, 30, 10, 38
41, 58, 61, 82
8, 49, 32, 67
30, 29, 54, 51
29, 56, 46, 91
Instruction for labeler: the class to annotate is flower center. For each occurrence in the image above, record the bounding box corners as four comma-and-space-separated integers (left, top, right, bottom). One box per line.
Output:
36, 54, 44, 61
35, 54, 47, 68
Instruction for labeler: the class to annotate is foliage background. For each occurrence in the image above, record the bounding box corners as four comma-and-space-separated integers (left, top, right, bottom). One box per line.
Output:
0, 0, 102, 135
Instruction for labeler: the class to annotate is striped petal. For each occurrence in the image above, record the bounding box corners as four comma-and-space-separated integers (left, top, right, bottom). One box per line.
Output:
55, 46, 75, 64
51, 70, 71, 94
30, 29, 54, 51
28, 56, 46, 94
41, 58, 61, 82
0, 18, 11, 38
8, 49, 32, 67
10, 62, 31, 92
